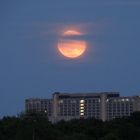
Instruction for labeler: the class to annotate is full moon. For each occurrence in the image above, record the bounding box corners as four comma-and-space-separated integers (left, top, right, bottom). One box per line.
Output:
58, 29, 87, 59
58, 40, 86, 58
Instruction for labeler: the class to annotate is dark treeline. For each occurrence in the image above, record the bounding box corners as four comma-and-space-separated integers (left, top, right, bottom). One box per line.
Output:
0, 112, 140, 140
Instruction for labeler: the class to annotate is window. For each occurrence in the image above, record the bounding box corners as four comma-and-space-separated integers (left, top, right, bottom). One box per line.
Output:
80, 100, 84, 103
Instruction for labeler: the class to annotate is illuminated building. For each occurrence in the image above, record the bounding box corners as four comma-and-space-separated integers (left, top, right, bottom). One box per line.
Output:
25, 92, 140, 122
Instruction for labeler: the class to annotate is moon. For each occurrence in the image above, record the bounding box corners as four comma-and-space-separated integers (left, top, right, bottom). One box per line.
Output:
58, 40, 86, 58
58, 29, 87, 59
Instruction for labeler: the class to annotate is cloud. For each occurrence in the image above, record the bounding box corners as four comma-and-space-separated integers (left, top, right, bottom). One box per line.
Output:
28, 22, 98, 38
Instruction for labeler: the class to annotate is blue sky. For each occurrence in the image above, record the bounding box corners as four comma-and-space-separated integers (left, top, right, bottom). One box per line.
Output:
0, 0, 140, 116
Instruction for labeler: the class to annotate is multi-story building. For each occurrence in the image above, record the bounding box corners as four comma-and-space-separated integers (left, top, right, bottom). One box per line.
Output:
106, 96, 140, 120
25, 98, 52, 117
25, 92, 140, 122
52, 92, 120, 122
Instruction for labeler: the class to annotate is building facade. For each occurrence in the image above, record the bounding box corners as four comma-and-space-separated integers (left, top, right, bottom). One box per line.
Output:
25, 98, 52, 117
25, 92, 140, 122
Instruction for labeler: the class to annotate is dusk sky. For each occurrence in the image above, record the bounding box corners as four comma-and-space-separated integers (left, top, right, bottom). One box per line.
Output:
0, 0, 140, 117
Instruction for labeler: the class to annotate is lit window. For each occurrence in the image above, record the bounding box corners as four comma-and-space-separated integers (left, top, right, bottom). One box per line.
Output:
80, 100, 84, 103
80, 107, 84, 109
80, 113, 84, 116
80, 110, 84, 113
80, 103, 84, 106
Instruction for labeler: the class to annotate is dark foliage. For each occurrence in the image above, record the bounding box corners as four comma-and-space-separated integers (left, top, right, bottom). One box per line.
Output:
0, 112, 140, 140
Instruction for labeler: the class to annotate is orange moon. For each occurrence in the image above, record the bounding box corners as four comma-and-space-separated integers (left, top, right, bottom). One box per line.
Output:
58, 40, 86, 58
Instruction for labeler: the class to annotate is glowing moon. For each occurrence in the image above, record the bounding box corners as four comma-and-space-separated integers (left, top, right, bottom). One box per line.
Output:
58, 40, 86, 58
58, 28, 87, 58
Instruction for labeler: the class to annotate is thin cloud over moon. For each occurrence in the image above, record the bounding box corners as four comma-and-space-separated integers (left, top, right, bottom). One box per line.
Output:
63, 30, 83, 36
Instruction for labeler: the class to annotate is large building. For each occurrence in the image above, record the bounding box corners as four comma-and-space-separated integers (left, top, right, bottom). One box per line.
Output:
25, 92, 140, 122
25, 98, 52, 117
